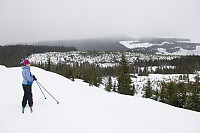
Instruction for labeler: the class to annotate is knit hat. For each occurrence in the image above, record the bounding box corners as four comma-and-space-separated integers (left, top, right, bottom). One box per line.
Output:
24, 60, 30, 66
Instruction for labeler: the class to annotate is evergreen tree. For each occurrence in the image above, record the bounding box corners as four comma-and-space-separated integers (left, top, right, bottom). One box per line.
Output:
129, 84, 136, 96
191, 73, 200, 111
105, 76, 112, 92
152, 89, 159, 101
166, 82, 175, 105
126, 70, 134, 95
176, 82, 186, 108
143, 79, 152, 98
82, 63, 90, 83
160, 82, 167, 103
89, 70, 95, 86
47, 57, 51, 71
71, 71, 75, 82
96, 70, 102, 87
113, 81, 117, 92
117, 53, 132, 95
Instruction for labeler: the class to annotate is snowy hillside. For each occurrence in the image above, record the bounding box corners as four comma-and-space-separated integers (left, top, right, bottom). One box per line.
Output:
102, 73, 198, 97
119, 41, 166, 49
156, 46, 200, 55
119, 39, 200, 55
27, 51, 179, 67
0, 65, 200, 133
26, 36, 199, 54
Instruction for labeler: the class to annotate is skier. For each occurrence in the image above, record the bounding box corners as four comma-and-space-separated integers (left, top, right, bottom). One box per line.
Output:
22, 59, 37, 113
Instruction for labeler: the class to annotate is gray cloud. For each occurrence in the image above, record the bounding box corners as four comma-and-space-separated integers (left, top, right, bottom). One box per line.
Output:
0, 0, 200, 44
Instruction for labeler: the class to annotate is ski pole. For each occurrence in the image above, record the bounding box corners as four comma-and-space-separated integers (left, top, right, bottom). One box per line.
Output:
36, 81, 47, 99
37, 81, 59, 104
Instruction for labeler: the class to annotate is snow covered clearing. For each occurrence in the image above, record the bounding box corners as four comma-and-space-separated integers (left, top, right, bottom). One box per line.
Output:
102, 73, 197, 97
0, 65, 200, 133
27, 51, 179, 68
119, 41, 167, 49
156, 46, 200, 55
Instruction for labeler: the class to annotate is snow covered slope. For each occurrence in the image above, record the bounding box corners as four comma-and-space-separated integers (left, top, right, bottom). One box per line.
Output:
0, 65, 200, 133
27, 51, 179, 68
156, 46, 200, 55
119, 41, 165, 49
119, 39, 200, 55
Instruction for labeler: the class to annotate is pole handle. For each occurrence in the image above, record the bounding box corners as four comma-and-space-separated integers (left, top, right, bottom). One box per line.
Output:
36, 81, 47, 99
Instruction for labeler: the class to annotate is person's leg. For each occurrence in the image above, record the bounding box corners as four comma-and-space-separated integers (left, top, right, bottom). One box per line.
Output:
26, 85, 33, 107
22, 85, 28, 107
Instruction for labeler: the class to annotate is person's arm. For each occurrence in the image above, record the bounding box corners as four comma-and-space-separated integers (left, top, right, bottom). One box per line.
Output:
25, 69, 33, 82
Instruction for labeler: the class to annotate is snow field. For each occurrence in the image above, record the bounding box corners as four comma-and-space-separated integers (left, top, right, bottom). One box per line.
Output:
119, 41, 169, 49
0, 66, 200, 133
119, 40, 200, 56
27, 51, 179, 68
103, 73, 197, 97
156, 46, 200, 55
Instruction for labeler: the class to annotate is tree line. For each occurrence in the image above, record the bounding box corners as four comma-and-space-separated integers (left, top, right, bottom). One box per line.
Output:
131, 56, 200, 74
0, 45, 76, 67
34, 61, 103, 87
33, 53, 135, 96
142, 74, 200, 112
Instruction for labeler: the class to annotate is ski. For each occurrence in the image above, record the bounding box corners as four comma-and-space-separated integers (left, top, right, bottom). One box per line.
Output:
22, 107, 25, 114
22, 107, 33, 113
30, 107, 33, 113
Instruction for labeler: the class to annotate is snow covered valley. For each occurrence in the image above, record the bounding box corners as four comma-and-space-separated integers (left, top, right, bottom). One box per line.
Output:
0, 65, 200, 133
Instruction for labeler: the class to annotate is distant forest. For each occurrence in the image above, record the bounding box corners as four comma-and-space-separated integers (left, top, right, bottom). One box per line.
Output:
132, 56, 200, 75
0, 45, 77, 67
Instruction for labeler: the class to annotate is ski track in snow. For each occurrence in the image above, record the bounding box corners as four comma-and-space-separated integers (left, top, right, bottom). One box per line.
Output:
0, 65, 200, 133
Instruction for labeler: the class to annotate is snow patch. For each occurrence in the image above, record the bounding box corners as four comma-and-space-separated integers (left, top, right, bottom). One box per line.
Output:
157, 46, 200, 55
119, 41, 167, 49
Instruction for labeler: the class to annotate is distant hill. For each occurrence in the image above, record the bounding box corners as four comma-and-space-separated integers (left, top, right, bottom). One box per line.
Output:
0, 45, 76, 67
28, 36, 131, 51
119, 37, 200, 55
26, 36, 200, 55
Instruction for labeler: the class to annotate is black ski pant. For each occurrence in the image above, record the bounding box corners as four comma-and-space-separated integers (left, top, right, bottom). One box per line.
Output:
22, 84, 33, 107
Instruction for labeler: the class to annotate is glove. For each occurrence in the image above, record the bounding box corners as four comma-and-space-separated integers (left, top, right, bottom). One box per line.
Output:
33, 75, 37, 81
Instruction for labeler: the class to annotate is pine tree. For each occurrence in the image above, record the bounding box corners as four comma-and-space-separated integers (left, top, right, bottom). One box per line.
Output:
126, 70, 134, 95
89, 71, 95, 86
82, 63, 90, 83
191, 73, 200, 111
96, 71, 102, 87
113, 81, 117, 92
73, 68, 79, 78
160, 82, 167, 103
129, 84, 136, 96
117, 53, 132, 95
143, 79, 152, 98
89, 66, 102, 87
71, 72, 75, 82
47, 57, 51, 71
176, 82, 186, 108
105, 76, 112, 92
152, 89, 159, 101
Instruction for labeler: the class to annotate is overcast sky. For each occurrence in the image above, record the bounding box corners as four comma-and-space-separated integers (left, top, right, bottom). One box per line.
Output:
0, 0, 199, 44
